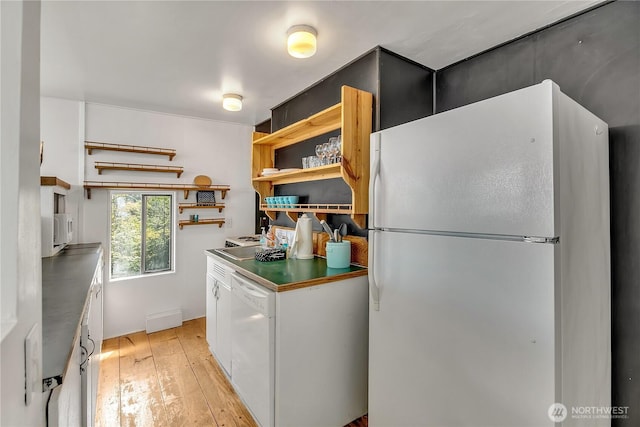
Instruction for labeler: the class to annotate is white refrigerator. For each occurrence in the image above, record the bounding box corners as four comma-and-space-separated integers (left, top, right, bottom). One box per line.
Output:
368, 80, 611, 426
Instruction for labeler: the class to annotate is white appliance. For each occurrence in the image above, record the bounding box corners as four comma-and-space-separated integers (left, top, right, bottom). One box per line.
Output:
53, 213, 73, 245
368, 80, 611, 426
230, 272, 275, 427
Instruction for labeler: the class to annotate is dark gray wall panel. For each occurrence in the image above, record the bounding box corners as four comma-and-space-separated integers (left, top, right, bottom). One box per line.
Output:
436, 36, 536, 112
270, 50, 379, 132
379, 49, 434, 129
437, 1, 640, 423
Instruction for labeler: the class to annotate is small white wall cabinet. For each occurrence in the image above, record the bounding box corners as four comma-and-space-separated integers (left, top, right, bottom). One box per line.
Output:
206, 256, 233, 375
41, 177, 71, 257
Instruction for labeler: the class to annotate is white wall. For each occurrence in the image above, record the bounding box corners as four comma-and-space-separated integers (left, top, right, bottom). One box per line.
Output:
82, 103, 254, 338
40, 97, 84, 246
1, 0, 45, 425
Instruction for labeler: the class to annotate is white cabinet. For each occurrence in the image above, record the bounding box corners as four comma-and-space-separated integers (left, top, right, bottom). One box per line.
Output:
82, 254, 103, 426
206, 256, 233, 375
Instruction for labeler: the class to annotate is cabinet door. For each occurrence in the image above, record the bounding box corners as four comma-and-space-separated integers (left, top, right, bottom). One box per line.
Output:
217, 282, 232, 375
206, 274, 218, 353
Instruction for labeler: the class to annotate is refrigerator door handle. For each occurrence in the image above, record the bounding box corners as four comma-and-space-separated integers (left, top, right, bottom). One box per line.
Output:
368, 229, 380, 311
369, 133, 381, 229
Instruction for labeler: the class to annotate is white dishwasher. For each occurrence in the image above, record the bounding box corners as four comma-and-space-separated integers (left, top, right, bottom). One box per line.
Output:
230, 272, 275, 427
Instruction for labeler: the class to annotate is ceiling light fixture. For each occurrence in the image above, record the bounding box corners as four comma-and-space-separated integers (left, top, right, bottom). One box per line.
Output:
222, 93, 243, 112
287, 25, 317, 58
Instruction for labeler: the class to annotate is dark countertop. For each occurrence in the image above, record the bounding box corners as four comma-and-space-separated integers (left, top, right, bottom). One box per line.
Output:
204, 249, 367, 292
42, 243, 102, 381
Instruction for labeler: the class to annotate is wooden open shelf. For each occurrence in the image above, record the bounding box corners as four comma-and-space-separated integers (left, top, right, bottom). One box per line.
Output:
95, 162, 184, 177
252, 104, 342, 149
252, 85, 372, 228
178, 203, 225, 214
83, 181, 230, 200
178, 218, 225, 229
252, 163, 342, 185
85, 141, 176, 161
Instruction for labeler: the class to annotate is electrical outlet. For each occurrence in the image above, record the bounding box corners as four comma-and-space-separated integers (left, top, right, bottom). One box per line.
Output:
226, 218, 232, 228
24, 323, 41, 405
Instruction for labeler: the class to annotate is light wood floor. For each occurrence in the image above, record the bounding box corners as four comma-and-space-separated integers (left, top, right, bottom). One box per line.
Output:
95, 317, 368, 427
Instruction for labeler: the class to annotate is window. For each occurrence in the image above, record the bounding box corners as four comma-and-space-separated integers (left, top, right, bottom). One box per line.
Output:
110, 192, 173, 279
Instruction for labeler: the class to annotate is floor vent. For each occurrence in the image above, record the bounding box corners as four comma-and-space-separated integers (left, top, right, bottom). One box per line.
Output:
145, 309, 183, 334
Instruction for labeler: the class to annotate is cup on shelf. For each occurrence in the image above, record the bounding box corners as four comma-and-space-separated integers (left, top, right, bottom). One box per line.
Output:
302, 157, 310, 169
277, 196, 286, 208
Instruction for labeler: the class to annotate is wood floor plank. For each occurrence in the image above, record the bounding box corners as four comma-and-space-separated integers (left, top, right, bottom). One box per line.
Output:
175, 319, 210, 357
164, 390, 217, 426
190, 353, 257, 427
154, 351, 202, 401
95, 338, 120, 427
119, 332, 169, 427
148, 328, 183, 358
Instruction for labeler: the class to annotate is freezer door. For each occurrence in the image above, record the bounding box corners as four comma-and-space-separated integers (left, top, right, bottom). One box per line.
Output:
370, 80, 555, 237
369, 230, 556, 427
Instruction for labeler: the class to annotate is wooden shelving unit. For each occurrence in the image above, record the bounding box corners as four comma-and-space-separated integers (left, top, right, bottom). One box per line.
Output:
178, 218, 225, 229
178, 203, 225, 214
83, 181, 230, 200
95, 162, 184, 177
251, 85, 372, 228
85, 141, 176, 161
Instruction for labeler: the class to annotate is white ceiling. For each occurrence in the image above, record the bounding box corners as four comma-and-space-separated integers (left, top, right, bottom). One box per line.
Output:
41, 0, 602, 126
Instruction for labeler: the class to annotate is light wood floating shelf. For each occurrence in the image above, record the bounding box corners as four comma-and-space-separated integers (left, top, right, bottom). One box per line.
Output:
83, 181, 230, 200
178, 203, 225, 214
252, 104, 342, 150
252, 164, 342, 185
40, 176, 71, 190
259, 203, 353, 224
178, 218, 225, 229
95, 162, 184, 177
85, 141, 177, 161
252, 85, 372, 229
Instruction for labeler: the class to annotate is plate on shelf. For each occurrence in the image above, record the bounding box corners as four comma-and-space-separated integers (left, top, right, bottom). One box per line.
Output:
194, 175, 212, 187
280, 168, 302, 173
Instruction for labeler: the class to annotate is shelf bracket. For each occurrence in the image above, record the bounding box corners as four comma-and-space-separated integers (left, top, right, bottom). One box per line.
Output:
184, 190, 190, 199
351, 214, 366, 229
86, 188, 92, 200
312, 213, 328, 223
220, 190, 228, 200
265, 211, 277, 222
286, 211, 299, 223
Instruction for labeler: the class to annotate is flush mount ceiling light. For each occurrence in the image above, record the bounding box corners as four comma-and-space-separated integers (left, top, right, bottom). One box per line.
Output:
222, 93, 243, 112
287, 25, 317, 58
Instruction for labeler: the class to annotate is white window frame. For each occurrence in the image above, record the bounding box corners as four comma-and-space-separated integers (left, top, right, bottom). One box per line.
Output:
108, 190, 176, 281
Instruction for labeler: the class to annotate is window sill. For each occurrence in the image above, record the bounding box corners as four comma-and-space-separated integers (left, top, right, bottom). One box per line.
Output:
109, 269, 175, 283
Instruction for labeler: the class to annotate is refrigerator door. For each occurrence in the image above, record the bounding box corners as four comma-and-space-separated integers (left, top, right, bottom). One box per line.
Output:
370, 80, 556, 238
369, 230, 556, 426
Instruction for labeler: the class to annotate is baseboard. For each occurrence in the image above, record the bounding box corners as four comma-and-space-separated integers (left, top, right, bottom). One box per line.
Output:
145, 309, 183, 334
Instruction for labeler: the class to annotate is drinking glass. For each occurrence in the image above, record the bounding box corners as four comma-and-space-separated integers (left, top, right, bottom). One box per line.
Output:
322, 142, 330, 165
315, 144, 324, 165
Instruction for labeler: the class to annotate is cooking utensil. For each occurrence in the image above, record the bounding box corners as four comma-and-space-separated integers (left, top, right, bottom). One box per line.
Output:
339, 223, 347, 241
334, 229, 340, 243
320, 220, 335, 242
